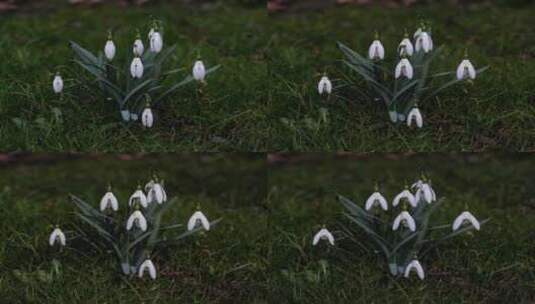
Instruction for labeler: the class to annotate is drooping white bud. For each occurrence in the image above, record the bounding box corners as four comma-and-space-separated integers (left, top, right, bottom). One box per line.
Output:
53, 74, 64, 94
193, 60, 206, 82
133, 39, 144, 56
130, 57, 144, 79
150, 32, 163, 53
104, 40, 116, 61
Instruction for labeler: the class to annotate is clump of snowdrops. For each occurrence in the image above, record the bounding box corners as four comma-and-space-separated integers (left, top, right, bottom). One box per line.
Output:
312, 177, 488, 280
48, 176, 221, 279
52, 19, 220, 127
317, 23, 488, 128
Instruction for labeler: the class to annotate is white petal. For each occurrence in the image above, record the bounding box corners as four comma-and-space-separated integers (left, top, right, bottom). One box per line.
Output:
407, 108, 422, 128
100, 192, 118, 211
187, 211, 210, 231
142, 108, 154, 128
53, 76, 63, 93
133, 39, 144, 56
404, 260, 425, 280
312, 228, 334, 246
104, 40, 116, 61
138, 260, 157, 279
193, 60, 206, 81
129, 190, 148, 208
452, 211, 480, 231
393, 190, 416, 207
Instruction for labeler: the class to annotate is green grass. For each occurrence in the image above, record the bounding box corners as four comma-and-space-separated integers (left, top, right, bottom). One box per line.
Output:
0, 154, 270, 303
267, 5, 535, 151
0, 2, 269, 152
266, 154, 535, 302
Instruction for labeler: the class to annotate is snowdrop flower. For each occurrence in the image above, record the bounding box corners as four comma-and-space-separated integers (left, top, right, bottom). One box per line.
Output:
456, 58, 477, 81
368, 34, 385, 60
392, 211, 416, 232
126, 210, 147, 232
138, 259, 157, 280
150, 31, 163, 53
407, 107, 423, 128
187, 210, 210, 231
99, 188, 119, 212
317, 75, 332, 95
398, 36, 414, 57
395, 58, 414, 79
128, 186, 148, 208
104, 32, 116, 61
404, 260, 425, 280
133, 34, 145, 57
393, 188, 417, 207
312, 227, 334, 246
52, 73, 63, 94
365, 191, 388, 211
415, 31, 432, 53
452, 211, 480, 231
49, 226, 66, 247
130, 57, 144, 79
413, 180, 435, 204
141, 105, 154, 128
193, 60, 206, 82
147, 181, 166, 204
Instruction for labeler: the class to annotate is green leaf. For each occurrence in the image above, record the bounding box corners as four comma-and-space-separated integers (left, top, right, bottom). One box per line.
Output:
343, 213, 390, 256
123, 78, 155, 107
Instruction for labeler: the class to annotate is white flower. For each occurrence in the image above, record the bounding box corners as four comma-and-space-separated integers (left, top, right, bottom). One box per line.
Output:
104, 40, 116, 61
398, 38, 414, 57
99, 191, 119, 212
404, 260, 425, 280
456, 59, 477, 80
395, 58, 414, 79
365, 192, 388, 211
368, 40, 385, 60
49, 227, 66, 247
414, 181, 435, 204
126, 210, 147, 231
138, 259, 157, 280
392, 189, 417, 207
141, 107, 154, 128
187, 211, 210, 231
407, 107, 423, 128
392, 211, 416, 232
452, 211, 480, 231
415, 32, 432, 53
147, 182, 166, 204
130, 57, 144, 79
52, 74, 63, 94
317, 75, 332, 95
150, 31, 163, 53
133, 39, 144, 56
312, 228, 334, 246
128, 188, 148, 208
192, 60, 206, 82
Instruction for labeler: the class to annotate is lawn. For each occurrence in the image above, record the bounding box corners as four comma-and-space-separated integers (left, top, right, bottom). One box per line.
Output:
267, 4, 535, 151
0, 1, 269, 152
266, 153, 535, 302
0, 154, 270, 303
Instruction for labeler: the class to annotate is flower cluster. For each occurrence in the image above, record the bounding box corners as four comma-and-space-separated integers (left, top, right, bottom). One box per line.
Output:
312, 177, 486, 280
53, 19, 219, 128
49, 177, 218, 279
319, 23, 487, 128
